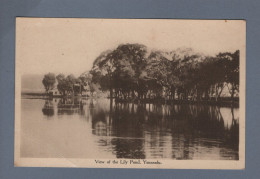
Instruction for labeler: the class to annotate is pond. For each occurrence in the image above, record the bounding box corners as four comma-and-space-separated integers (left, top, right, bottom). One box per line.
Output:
20, 97, 239, 160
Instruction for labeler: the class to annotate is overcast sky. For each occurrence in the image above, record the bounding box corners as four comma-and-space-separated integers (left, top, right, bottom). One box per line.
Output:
16, 18, 245, 76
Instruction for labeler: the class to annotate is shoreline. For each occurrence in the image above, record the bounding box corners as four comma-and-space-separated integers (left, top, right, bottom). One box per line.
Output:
115, 98, 239, 108
21, 92, 239, 108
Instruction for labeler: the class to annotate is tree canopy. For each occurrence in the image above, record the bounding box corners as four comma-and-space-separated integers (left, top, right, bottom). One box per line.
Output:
42, 43, 239, 102
90, 43, 239, 101
42, 73, 56, 92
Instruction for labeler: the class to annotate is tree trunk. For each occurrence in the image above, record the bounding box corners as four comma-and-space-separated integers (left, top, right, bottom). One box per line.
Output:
132, 89, 135, 99
109, 98, 113, 125
231, 84, 235, 103
205, 89, 209, 101
171, 88, 175, 101
110, 88, 113, 98
215, 85, 218, 101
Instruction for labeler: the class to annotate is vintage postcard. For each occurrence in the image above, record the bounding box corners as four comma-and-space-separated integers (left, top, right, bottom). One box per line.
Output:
15, 18, 245, 169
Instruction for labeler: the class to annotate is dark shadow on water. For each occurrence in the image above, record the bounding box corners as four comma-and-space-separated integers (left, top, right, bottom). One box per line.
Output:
90, 100, 239, 160
57, 98, 85, 115
42, 100, 54, 117
40, 98, 239, 160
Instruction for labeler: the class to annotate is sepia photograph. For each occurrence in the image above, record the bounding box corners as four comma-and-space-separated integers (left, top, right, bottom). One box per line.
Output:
14, 18, 245, 169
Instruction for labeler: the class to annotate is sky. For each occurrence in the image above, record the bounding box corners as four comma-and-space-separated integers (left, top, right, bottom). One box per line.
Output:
16, 18, 245, 77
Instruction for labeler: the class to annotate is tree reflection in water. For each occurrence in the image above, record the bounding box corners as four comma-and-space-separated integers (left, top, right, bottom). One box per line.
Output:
41, 98, 239, 160
90, 100, 239, 160
57, 98, 85, 115
41, 100, 54, 117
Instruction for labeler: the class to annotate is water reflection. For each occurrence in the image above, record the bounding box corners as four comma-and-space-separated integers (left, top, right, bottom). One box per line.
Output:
57, 98, 85, 115
39, 98, 239, 160
42, 100, 54, 117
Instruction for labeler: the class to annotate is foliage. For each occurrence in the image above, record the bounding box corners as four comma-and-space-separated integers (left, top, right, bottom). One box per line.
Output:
42, 73, 56, 92
43, 44, 239, 102
90, 43, 240, 101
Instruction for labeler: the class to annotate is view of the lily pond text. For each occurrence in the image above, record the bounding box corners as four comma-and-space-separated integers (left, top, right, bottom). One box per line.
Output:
15, 19, 245, 168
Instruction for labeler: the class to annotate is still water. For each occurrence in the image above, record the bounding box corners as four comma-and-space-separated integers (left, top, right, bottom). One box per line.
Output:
21, 97, 239, 160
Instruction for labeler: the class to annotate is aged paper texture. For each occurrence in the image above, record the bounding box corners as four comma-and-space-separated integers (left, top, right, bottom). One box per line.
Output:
15, 18, 245, 169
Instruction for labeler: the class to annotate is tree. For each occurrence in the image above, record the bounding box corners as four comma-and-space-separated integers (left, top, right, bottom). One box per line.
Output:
65, 74, 76, 93
142, 51, 172, 99
217, 50, 239, 101
113, 44, 148, 99
42, 73, 56, 93
56, 74, 77, 95
89, 44, 239, 103
56, 74, 66, 95
56, 73, 65, 82
90, 50, 116, 97
91, 44, 148, 99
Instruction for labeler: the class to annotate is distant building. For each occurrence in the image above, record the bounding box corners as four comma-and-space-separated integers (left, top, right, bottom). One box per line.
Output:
48, 88, 62, 97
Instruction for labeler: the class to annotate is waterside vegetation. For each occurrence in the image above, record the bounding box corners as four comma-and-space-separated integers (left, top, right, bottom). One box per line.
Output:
40, 44, 239, 106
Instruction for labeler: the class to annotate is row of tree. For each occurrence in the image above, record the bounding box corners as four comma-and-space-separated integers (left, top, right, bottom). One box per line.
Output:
42, 43, 239, 102
42, 72, 96, 96
90, 43, 239, 102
